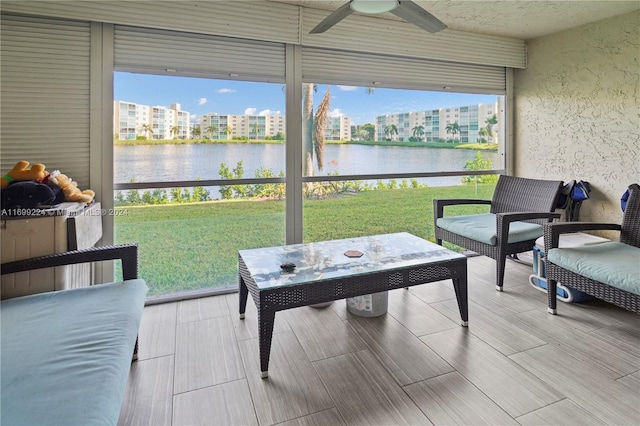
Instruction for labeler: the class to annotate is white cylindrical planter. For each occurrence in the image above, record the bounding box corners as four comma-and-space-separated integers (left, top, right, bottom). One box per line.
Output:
346, 291, 388, 317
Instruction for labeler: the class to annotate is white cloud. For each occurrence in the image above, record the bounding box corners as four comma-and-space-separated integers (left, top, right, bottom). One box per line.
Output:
217, 88, 236, 94
328, 108, 344, 117
190, 114, 200, 123
337, 85, 358, 91
244, 107, 257, 115
258, 109, 281, 116
198, 97, 207, 105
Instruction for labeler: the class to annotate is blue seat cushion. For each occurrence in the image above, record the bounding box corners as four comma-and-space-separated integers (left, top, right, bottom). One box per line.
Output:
1, 280, 148, 426
548, 242, 640, 295
437, 213, 543, 246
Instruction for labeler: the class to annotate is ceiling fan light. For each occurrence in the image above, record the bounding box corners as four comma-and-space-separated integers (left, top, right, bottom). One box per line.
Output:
350, 0, 399, 14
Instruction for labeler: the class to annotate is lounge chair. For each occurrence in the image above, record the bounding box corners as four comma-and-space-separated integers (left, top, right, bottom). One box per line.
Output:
434, 175, 563, 291
544, 183, 640, 314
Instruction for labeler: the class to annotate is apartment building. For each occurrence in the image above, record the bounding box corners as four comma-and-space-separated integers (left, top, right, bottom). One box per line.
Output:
114, 100, 149, 140
200, 113, 283, 139
325, 116, 352, 141
114, 101, 190, 140
375, 103, 499, 143
201, 113, 351, 141
171, 103, 190, 140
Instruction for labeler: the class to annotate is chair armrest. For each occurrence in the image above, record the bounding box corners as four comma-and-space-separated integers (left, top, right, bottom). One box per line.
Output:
543, 222, 620, 253
496, 212, 561, 241
1, 244, 139, 281
433, 198, 492, 219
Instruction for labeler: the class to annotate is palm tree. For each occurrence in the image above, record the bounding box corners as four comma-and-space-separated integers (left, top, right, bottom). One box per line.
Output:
384, 124, 398, 141
313, 87, 330, 170
412, 125, 425, 141
302, 84, 331, 174
251, 123, 261, 140
361, 123, 375, 141
390, 124, 398, 139
445, 122, 461, 142
303, 83, 316, 176
206, 124, 218, 139
190, 126, 201, 139
485, 114, 498, 142
170, 125, 180, 139
223, 125, 233, 139
141, 124, 153, 140
478, 127, 489, 142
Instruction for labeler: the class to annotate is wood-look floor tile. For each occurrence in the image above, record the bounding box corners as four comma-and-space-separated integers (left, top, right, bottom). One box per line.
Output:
466, 257, 547, 314
280, 305, 367, 361
476, 256, 533, 294
238, 331, 334, 425
314, 349, 432, 425
511, 310, 640, 378
174, 316, 245, 394
404, 371, 518, 425
329, 299, 350, 320
173, 379, 258, 426
137, 303, 177, 360
276, 408, 345, 426
177, 295, 230, 323
510, 344, 640, 425
404, 279, 456, 305
616, 370, 640, 391
118, 355, 174, 426
121, 260, 640, 425
387, 288, 459, 337
432, 298, 547, 356
468, 280, 544, 316
515, 398, 605, 426
347, 314, 453, 386
591, 322, 640, 359
225, 293, 292, 341
571, 298, 640, 325
421, 327, 563, 417
545, 299, 633, 331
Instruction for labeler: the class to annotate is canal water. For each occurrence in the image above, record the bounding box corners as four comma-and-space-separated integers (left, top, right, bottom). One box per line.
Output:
115, 143, 500, 188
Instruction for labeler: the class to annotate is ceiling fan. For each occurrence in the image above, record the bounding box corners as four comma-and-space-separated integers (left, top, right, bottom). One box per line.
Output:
309, 0, 447, 34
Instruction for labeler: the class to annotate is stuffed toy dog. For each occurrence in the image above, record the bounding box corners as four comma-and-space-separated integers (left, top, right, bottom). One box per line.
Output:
1, 161, 47, 188
46, 171, 95, 203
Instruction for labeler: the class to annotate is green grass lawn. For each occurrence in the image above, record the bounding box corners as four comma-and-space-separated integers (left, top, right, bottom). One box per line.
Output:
115, 184, 495, 296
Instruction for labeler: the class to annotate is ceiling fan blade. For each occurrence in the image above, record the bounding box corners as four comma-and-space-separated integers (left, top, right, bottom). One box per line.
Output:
309, 1, 354, 34
391, 1, 447, 33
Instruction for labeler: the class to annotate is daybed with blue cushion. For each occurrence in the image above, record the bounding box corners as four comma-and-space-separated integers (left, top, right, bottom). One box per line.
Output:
544, 183, 640, 314
434, 175, 563, 291
1, 244, 147, 425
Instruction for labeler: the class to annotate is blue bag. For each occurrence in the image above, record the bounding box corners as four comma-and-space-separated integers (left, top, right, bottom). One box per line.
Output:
556, 180, 575, 210
621, 188, 630, 212
571, 181, 591, 202
558, 180, 591, 221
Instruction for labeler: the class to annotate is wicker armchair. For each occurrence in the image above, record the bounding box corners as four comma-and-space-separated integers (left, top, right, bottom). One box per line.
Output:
1, 244, 143, 358
544, 183, 640, 314
434, 175, 563, 291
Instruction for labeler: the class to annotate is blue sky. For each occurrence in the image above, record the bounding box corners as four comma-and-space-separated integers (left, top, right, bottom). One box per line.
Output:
115, 72, 498, 125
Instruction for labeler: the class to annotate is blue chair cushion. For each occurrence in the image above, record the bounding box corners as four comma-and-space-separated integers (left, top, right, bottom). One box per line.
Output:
1, 280, 148, 426
436, 213, 543, 246
548, 242, 640, 295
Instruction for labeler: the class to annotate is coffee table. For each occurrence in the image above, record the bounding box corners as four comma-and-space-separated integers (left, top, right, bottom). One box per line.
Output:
238, 232, 468, 378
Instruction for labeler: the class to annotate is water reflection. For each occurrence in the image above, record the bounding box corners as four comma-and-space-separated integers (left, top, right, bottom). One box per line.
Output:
115, 143, 499, 186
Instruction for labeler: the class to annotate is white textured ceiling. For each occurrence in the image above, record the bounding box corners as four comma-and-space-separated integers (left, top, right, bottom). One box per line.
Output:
267, 0, 639, 39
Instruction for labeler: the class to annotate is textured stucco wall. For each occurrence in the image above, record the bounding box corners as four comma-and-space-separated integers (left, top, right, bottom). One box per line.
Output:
514, 11, 639, 229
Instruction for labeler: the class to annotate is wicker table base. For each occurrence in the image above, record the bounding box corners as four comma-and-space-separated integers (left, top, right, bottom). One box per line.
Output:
238, 233, 468, 378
